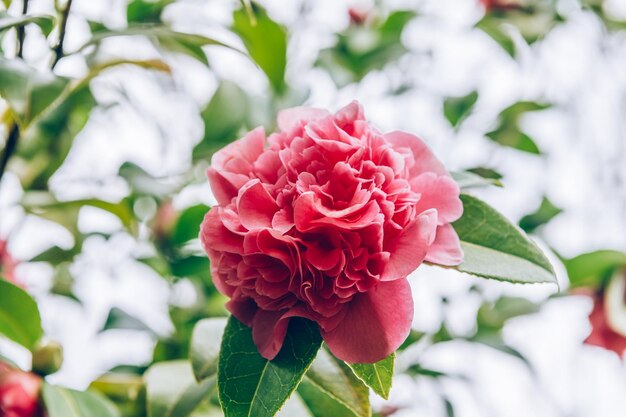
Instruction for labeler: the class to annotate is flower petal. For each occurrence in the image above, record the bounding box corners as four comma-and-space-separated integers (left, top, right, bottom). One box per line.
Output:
411, 173, 463, 224
237, 179, 279, 230
322, 278, 414, 363
382, 209, 438, 281
200, 208, 244, 253
277, 107, 330, 132
384, 131, 448, 177
425, 224, 464, 266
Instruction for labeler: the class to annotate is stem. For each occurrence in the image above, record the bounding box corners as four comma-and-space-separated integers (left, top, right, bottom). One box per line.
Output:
51, 0, 73, 69
16, 0, 29, 58
0, 124, 19, 183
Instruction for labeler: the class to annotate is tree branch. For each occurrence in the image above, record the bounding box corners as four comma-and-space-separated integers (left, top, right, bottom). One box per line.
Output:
16, 0, 29, 58
0, 124, 20, 183
51, 0, 73, 69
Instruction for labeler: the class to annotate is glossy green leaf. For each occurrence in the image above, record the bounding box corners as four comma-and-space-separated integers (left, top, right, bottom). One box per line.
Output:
42, 383, 121, 417
444, 91, 478, 127
190, 318, 227, 381
298, 349, 370, 417
451, 194, 556, 284
170, 204, 210, 245
218, 316, 322, 417
0, 12, 55, 35
193, 81, 249, 161
232, 5, 287, 93
0, 279, 42, 350
348, 353, 394, 400
518, 196, 562, 233
564, 250, 626, 289
145, 361, 216, 417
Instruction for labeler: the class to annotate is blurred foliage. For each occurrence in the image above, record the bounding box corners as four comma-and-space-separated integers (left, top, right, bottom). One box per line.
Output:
317, 10, 415, 87
486, 101, 549, 154
1, 0, 625, 416
519, 196, 562, 233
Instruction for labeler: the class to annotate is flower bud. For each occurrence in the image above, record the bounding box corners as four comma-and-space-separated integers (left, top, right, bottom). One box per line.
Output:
32, 340, 64, 377
0, 363, 42, 417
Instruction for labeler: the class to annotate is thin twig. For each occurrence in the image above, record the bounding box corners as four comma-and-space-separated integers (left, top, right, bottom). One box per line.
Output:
0, 124, 19, 183
51, 0, 73, 69
16, 0, 29, 58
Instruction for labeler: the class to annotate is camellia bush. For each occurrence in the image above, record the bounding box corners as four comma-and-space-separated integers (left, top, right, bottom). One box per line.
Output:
1, 0, 626, 416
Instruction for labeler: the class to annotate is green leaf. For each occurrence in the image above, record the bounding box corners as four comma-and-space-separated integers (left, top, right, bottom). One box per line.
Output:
451, 194, 556, 284
193, 81, 249, 161
169, 256, 210, 279
316, 10, 415, 87
476, 16, 516, 57
84, 26, 238, 65
466, 167, 503, 181
486, 129, 540, 154
102, 307, 154, 334
0, 57, 69, 126
348, 353, 394, 400
170, 204, 210, 245
486, 101, 549, 154
451, 170, 502, 190
42, 383, 121, 417
90, 373, 146, 417
22, 192, 136, 236
118, 162, 179, 198
0, 279, 42, 350
564, 250, 626, 289
145, 360, 216, 417
0, 12, 55, 35
127, 0, 173, 23
232, 5, 287, 93
298, 349, 370, 417
190, 318, 227, 382
518, 196, 562, 233
443, 91, 478, 127
21, 84, 97, 189
218, 316, 322, 417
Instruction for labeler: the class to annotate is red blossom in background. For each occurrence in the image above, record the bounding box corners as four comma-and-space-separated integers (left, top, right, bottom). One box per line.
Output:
201, 101, 463, 363
480, 0, 524, 12
0, 240, 18, 285
0, 363, 43, 417
585, 292, 626, 356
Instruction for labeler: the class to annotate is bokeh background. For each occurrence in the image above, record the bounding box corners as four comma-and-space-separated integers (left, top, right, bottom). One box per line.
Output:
2, 0, 626, 416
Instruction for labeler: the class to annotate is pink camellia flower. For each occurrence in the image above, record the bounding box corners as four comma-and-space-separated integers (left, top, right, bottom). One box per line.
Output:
0, 363, 43, 417
0, 240, 18, 285
200, 101, 463, 363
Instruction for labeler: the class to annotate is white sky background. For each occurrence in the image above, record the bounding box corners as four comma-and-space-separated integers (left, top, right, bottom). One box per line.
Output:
2, 0, 626, 416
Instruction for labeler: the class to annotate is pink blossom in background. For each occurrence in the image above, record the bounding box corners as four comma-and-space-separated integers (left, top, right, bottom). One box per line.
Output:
0, 363, 42, 417
200, 101, 463, 363
0, 240, 18, 285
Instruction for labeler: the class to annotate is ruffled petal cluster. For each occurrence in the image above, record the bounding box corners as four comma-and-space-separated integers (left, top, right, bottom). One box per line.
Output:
201, 102, 463, 363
